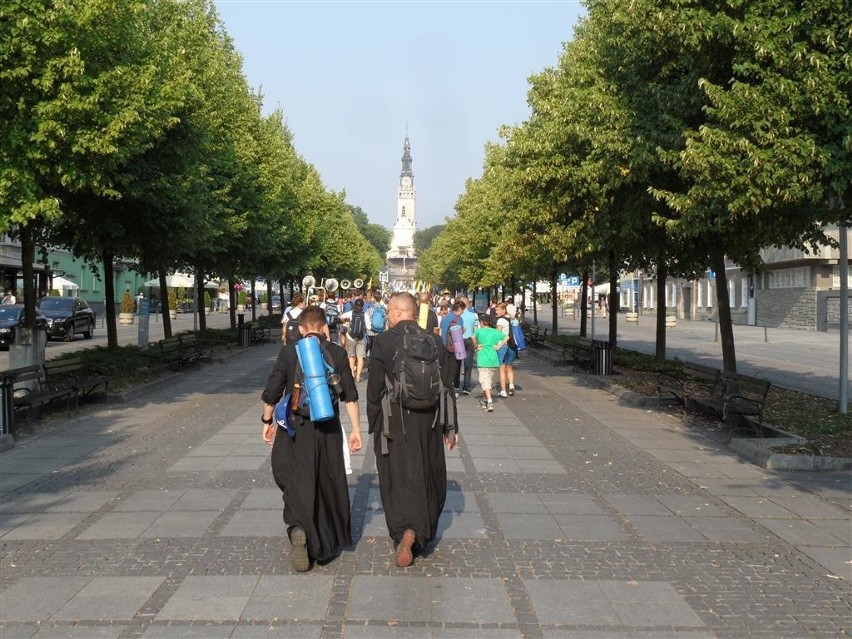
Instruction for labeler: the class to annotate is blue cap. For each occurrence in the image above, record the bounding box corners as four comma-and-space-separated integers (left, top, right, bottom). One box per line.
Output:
274, 394, 296, 438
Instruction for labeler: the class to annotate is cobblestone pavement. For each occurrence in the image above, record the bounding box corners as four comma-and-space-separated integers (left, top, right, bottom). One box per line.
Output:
0, 340, 849, 638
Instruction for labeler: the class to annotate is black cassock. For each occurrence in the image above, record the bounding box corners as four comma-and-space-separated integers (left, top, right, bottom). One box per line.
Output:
366, 320, 456, 549
261, 338, 357, 563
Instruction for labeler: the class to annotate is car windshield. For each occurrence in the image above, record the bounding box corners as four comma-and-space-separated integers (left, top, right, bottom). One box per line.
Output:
0, 305, 22, 320
38, 298, 73, 311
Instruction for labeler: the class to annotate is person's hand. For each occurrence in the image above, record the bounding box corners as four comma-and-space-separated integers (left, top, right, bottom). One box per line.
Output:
262, 423, 276, 446
349, 431, 362, 453
444, 432, 458, 451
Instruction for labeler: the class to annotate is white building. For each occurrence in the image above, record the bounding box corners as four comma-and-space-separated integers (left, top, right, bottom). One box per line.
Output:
387, 135, 416, 261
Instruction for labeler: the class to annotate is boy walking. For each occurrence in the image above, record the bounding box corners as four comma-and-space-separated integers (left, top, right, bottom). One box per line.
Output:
472, 314, 508, 412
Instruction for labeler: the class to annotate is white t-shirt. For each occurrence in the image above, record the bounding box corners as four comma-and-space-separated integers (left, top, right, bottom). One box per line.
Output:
281, 306, 303, 325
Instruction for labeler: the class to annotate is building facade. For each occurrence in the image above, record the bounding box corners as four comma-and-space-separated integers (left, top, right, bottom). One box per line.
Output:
618, 226, 850, 331
386, 135, 418, 287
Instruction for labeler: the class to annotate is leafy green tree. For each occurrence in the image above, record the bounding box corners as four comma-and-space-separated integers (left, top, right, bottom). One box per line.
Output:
414, 225, 445, 254
349, 205, 391, 256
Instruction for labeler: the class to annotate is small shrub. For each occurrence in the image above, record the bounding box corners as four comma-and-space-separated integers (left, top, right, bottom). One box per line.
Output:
120, 291, 135, 313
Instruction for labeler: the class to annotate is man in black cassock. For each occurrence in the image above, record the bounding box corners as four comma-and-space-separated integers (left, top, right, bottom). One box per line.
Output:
261, 305, 362, 571
367, 292, 459, 568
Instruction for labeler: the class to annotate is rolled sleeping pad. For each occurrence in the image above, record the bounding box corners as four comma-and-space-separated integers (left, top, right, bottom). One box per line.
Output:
296, 336, 335, 422
512, 319, 527, 350
449, 324, 466, 360
418, 303, 430, 330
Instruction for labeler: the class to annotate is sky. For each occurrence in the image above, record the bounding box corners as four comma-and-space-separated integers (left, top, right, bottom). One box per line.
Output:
214, 0, 585, 231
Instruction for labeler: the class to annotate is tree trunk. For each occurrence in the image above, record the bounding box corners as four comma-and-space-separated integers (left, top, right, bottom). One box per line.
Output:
532, 280, 537, 324
550, 266, 558, 337
250, 279, 257, 322
655, 258, 668, 363
160, 271, 172, 339
228, 279, 237, 329
102, 251, 118, 349
19, 224, 36, 329
579, 269, 589, 338
195, 272, 207, 333
267, 280, 274, 316
712, 250, 737, 372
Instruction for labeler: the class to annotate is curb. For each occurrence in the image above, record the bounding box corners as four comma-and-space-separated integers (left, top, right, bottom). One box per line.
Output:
0, 433, 14, 453
525, 344, 852, 472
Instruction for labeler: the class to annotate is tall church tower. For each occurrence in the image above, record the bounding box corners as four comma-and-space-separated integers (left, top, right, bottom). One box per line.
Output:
387, 135, 416, 260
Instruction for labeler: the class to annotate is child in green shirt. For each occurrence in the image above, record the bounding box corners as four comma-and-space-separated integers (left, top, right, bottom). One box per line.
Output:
473, 314, 508, 412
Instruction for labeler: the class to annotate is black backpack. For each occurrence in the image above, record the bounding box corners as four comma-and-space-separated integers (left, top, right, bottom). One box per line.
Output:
377, 323, 457, 454
325, 304, 340, 329
284, 310, 301, 344
349, 309, 366, 339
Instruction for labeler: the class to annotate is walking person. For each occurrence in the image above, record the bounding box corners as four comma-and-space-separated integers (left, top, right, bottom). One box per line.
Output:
439, 300, 465, 397
457, 296, 479, 394
495, 302, 518, 397
260, 305, 362, 571
281, 293, 305, 344
340, 298, 368, 383
366, 292, 458, 567
472, 313, 508, 412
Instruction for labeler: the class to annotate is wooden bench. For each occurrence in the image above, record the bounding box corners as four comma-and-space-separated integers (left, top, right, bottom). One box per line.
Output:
562, 336, 594, 371
523, 324, 549, 347
158, 335, 201, 370
12, 364, 78, 426
657, 362, 721, 407
42, 357, 110, 402
177, 332, 214, 363
679, 368, 771, 438
250, 324, 271, 344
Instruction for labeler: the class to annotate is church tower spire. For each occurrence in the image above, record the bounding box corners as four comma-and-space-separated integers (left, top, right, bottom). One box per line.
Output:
387, 133, 417, 259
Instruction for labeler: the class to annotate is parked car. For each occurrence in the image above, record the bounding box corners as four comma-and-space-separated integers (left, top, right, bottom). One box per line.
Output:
271, 295, 281, 312
36, 296, 96, 342
0, 304, 48, 350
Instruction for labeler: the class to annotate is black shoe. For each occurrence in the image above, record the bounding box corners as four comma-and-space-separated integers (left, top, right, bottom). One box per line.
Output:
290, 527, 310, 572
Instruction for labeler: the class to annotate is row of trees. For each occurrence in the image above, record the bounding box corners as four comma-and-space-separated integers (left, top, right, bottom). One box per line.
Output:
417, 0, 849, 371
1, 0, 386, 348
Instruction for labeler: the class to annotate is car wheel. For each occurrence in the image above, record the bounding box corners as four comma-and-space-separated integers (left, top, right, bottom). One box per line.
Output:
65, 324, 75, 342
84, 320, 93, 339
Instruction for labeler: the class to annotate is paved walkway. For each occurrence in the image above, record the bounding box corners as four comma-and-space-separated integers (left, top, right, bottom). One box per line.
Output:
0, 339, 849, 638
531, 304, 849, 401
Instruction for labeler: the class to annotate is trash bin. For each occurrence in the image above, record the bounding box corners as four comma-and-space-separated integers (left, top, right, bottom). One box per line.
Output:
592, 339, 612, 375
238, 323, 252, 348
0, 372, 13, 436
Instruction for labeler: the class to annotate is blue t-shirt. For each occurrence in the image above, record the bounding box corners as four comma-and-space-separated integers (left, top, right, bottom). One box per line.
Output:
461, 309, 479, 339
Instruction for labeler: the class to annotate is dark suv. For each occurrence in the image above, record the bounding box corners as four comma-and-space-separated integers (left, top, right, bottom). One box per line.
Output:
0, 305, 48, 350
37, 296, 96, 342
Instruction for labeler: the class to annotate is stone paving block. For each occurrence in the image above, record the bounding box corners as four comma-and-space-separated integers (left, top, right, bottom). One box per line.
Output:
341, 624, 433, 638
443, 488, 476, 512
231, 443, 272, 456
2, 512, 90, 540
498, 513, 564, 540
43, 491, 119, 513
184, 444, 237, 457
171, 488, 238, 511
797, 546, 852, 580
220, 509, 283, 537
51, 576, 164, 620
140, 624, 236, 638
716, 495, 797, 518
155, 575, 259, 621
347, 576, 515, 624
241, 575, 334, 620
768, 496, 849, 519
811, 518, 852, 544
627, 515, 706, 542
140, 510, 219, 538
436, 510, 488, 539
471, 458, 523, 474
656, 496, 728, 518
0, 577, 91, 621
0, 624, 38, 639
760, 518, 847, 546
32, 626, 127, 638
445, 457, 465, 473
512, 447, 560, 460
112, 490, 186, 512
240, 488, 281, 510
464, 444, 514, 459
0, 512, 34, 537
525, 580, 619, 625
603, 494, 674, 517
489, 492, 549, 514
0, 493, 65, 514
553, 514, 626, 541
0, 458, 68, 475
232, 624, 324, 638
218, 456, 270, 471
682, 516, 767, 543
515, 459, 565, 474
76, 511, 160, 540
540, 494, 606, 515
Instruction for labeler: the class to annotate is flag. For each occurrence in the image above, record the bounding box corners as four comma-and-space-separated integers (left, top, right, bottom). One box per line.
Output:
367, 277, 372, 290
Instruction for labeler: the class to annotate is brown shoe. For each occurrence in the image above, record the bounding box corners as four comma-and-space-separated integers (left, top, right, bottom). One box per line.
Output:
290, 526, 310, 572
395, 529, 416, 568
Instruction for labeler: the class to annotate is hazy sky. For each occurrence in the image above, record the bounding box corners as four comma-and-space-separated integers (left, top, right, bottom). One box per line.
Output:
214, 1, 585, 231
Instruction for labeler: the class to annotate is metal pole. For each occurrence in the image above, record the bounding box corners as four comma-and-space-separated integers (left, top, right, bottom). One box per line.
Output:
840, 224, 848, 414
